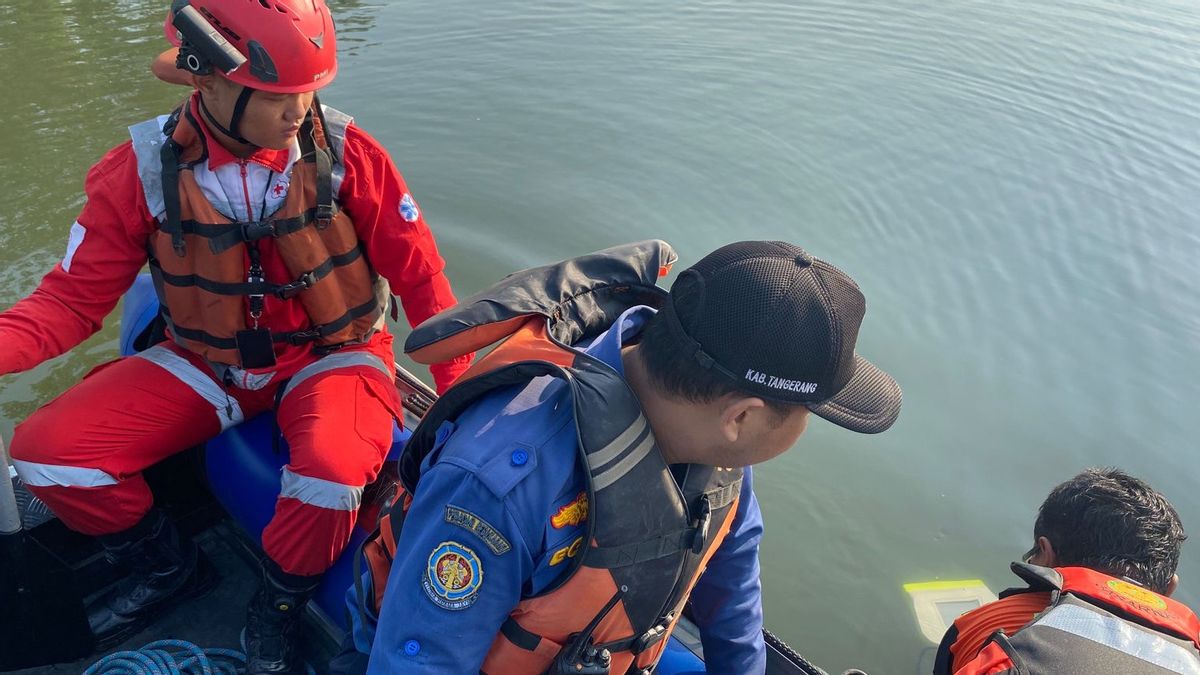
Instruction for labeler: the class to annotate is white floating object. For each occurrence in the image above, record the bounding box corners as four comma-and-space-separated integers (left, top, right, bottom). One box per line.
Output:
904, 579, 998, 644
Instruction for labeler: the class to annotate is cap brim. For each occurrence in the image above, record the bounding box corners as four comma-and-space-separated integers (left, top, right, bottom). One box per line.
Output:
808, 354, 902, 434
152, 48, 193, 86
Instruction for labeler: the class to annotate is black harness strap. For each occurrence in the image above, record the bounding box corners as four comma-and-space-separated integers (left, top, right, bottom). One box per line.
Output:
150, 244, 363, 298
314, 146, 334, 229
702, 480, 741, 511
159, 109, 186, 257
500, 618, 542, 652
312, 94, 339, 164
297, 111, 335, 229
202, 204, 342, 254
165, 294, 380, 352
168, 323, 240, 350
280, 296, 380, 345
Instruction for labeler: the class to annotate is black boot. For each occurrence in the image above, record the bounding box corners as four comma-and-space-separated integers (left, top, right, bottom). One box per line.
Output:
87, 509, 218, 650
244, 563, 320, 674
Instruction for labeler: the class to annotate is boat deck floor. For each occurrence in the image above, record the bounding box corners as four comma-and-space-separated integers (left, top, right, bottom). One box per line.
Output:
15, 525, 338, 675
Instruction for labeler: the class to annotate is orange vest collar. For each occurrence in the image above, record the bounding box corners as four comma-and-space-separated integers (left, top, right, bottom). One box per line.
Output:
1055, 566, 1200, 648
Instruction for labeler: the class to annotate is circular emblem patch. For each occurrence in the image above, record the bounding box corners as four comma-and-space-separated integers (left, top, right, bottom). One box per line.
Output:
423, 541, 483, 611
1106, 579, 1167, 610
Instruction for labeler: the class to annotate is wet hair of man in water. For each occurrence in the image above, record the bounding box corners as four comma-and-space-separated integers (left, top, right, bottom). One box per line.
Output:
1034, 467, 1185, 594
636, 310, 802, 427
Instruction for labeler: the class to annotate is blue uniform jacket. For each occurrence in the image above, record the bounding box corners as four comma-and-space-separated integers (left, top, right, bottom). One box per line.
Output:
348, 306, 767, 673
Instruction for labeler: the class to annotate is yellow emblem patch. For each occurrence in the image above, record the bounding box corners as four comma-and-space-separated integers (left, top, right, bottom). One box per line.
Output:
550, 536, 584, 566
1106, 579, 1167, 610
551, 491, 588, 529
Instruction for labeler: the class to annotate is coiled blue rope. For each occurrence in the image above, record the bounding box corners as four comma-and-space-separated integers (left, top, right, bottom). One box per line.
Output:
83, 639, 320, 675
83, 640, 246, 675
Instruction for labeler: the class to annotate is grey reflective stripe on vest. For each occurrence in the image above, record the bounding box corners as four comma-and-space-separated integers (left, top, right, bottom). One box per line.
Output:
320, 104, 352, 197
128, 105, 354, 221
129, 115, 171, 221
279, 351, 392, 401
1036, 603, 1200, 674
589, 416, 655, 492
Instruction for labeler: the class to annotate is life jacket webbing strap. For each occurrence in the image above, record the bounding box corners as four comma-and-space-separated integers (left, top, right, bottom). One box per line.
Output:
159, 110, 185, 257
314, 146, 334, 229
164, 295, 380, 350
279, 296, 380, 345
150, 243, 362, 298
313, 95, 339, 164
298, 109, 335, 229
500, 617, 542, 652
703, 480, 741, 510
200, 204, 342, 254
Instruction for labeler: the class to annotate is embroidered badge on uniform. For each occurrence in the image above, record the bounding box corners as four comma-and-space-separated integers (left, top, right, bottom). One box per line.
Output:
549, 536, 584, 566
423, 541, 483, 611
445, 505, 511, 556
269, 177, 289, 199
399, 193, 420, 222
551, 491, 588, 529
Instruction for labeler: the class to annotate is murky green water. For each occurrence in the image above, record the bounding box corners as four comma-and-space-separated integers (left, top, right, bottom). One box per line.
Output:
4, 1, 1200, 672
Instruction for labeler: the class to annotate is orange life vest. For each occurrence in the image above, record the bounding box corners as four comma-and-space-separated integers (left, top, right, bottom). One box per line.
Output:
955, 563, 1200, 675
359, 240, 742, 674
130, 99, 385, 367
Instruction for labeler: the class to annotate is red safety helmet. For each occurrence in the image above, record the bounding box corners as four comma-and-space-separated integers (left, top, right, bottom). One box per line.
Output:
152, 0, 338, 93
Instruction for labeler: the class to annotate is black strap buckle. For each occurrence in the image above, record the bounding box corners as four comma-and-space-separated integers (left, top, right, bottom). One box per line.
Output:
275, 271, 317, 299
241, 220, 276, 242
631, 621, 670, 654
692, 495, 712, 554
315, 203, 334, 229
285, 327, 323, 345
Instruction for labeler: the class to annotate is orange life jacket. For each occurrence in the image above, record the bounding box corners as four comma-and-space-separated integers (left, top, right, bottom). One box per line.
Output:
955, 563, 1200, 675
129, 99, 385, 367
359, 240, 742, 674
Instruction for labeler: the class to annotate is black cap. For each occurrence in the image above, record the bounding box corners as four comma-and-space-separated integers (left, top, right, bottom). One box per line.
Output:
659, 241, 902, 433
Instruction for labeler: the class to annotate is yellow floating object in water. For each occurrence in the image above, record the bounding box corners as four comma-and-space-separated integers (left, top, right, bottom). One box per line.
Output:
904, 579, 997, 644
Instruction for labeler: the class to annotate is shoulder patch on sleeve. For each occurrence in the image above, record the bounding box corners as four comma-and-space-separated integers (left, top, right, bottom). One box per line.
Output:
62, 222, 87, 273
423, 541, 483, 611
475, 444, 538, 499
445, 505, 511, 556
399, 193, 420, 222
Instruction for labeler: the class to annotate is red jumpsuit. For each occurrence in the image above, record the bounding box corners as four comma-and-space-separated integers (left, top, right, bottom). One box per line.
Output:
3, 95, 470, 575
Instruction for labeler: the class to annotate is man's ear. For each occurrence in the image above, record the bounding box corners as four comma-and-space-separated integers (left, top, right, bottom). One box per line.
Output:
1166, 574, 1179, 597
190, 72, 217, 95
717, 396, 765, 444
1035, 536, 1058, 567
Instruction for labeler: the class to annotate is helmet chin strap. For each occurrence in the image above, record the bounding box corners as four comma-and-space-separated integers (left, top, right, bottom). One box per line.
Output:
198, 85, 255, 146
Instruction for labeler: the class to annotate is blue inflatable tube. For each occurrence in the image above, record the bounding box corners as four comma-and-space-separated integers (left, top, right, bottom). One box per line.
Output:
118, 274, 705, 672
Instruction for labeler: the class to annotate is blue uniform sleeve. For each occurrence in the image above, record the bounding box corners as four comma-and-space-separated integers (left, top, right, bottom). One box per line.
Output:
366, 461, 532, 673
686, 467, 766, 674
